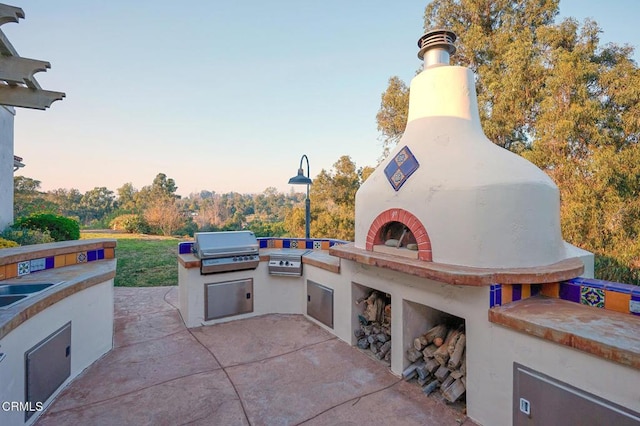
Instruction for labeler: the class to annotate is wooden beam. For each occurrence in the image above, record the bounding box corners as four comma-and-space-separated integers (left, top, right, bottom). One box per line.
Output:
0, 4, 24, 26
0, 28, 17, 56
0, 56, 50, 84
0, 84, 65, 110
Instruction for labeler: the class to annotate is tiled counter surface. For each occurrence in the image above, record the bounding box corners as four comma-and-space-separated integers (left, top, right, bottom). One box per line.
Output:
489, 295, 640, 369
0, 259, 117, 339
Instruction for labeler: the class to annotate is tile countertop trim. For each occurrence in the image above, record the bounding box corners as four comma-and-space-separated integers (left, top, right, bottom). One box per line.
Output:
178, 249, 341, 274
0, 259, 117, 340
329, 243, 584, 286
489, 296, 640, 370
0, 239, 116, 266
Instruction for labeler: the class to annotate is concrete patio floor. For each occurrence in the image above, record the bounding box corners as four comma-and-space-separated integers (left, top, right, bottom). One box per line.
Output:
36, 286, 475, 425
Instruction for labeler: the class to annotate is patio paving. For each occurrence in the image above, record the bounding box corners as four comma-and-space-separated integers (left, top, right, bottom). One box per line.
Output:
36, 286, 475, 426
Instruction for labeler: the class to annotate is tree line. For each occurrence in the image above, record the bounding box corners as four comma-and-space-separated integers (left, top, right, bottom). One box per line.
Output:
12, 154, 371, 241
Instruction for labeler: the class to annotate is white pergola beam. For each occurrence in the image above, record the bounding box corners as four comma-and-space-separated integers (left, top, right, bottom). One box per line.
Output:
0, 84, 65, 110
0, 56, 50, 84
0, 4, 23, 26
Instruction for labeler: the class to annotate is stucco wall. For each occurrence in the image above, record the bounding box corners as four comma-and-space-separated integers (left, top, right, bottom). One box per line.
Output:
0, 280, 114, 426
0, 105, 15, 230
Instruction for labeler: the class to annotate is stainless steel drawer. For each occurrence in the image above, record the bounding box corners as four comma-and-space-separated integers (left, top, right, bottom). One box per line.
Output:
205, 278, 253, 320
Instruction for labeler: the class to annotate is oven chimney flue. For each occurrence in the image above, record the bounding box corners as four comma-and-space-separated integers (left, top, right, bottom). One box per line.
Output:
418, 29, 457, 68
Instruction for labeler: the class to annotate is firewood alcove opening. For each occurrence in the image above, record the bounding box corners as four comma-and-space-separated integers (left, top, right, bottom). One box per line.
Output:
403, 300, 467, 412
352, 283, 392, 366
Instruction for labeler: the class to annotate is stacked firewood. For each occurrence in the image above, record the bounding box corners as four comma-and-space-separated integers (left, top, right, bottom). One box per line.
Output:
354, 290, 392, 364
403, 323, 466, 403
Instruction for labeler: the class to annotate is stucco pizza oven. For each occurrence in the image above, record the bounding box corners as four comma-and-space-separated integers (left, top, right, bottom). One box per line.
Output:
355, 29, 588, 269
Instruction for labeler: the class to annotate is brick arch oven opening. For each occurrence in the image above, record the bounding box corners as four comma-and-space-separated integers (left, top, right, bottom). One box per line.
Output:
366, 209, 432, 261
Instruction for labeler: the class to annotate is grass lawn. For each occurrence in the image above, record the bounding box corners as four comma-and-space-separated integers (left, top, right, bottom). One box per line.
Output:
81, 232, 183, 287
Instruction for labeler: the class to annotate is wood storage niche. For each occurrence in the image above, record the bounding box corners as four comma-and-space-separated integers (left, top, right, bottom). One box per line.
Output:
352, 283, 392, 366
402, 300, 467, 413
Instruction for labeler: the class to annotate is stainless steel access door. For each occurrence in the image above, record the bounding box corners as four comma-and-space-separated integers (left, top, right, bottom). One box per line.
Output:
25, 322, 71, 421
307, 280, 334, 328
205, 278, 253, 320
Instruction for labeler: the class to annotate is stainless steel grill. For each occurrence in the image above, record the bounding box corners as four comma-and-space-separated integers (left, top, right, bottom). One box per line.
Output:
268, 249, 309, 276
194, 231, 259, 274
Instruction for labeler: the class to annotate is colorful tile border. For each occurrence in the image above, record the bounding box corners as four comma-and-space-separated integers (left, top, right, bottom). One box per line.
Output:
180, 238, 346, 256
490, 277, 640, 317
0, 248, 108, 280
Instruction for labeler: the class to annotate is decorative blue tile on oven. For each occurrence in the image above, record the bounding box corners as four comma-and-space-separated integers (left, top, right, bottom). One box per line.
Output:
306, 240, 314, 249
559, 281, 581, 303
97, 249, 105, 259
581, 286, 605, 308
384, 146, 420, 191
259, 239, 268, 248
87, 250, 97, 262
578, 278, 606, 289
45, 256, 54, 269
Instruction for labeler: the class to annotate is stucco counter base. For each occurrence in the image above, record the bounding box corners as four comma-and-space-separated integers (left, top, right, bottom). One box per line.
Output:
489, 296, 640, 369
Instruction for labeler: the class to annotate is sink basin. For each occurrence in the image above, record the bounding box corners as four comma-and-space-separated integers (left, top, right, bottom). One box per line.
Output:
0, 283, 55, 296
0, 294, 27, 308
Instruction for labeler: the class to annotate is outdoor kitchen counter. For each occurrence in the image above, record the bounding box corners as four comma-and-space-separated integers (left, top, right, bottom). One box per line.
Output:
330, 243, 584, 286
178, 249, 341, 273
489, 295, 640, 370
0, 259, 116, 339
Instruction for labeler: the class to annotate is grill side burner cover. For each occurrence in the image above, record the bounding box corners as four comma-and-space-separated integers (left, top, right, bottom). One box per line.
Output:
268, 249, 309, 276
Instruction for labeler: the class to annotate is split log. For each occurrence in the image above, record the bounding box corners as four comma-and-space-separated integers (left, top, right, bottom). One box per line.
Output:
424, 358, 440, 374
447, 332, 461, 356
357, 338, 369, 349
367, 335, 377, 345
377, 333, 389, 343
442, 378, 466, 403
422, 379, 439, 395
460, 353, 466, 376
434, 365, 450, 382
424, 324, 448, 345
402, 360, 425, 380
417, 375, 429, 387
406, 348, 423, 363
416, 365, 429, 381
448, 334, 466, 369
434, 329, 461, 366
450, 370, 463, 380
414, 335, 428, 351
422, 344, 437, 359
377, 341, 391, 360
354, 328, 365, 339
384, 350, 391, 362
441, 375, 455, 390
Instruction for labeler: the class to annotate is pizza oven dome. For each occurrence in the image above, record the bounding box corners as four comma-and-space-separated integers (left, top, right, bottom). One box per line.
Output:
354, 30, 570, 269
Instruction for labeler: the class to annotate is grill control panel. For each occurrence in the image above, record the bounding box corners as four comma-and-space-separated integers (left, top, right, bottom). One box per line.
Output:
268, 250, 308, 276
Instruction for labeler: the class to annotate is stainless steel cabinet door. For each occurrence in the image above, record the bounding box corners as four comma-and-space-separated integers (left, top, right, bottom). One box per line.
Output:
205, 278, 253, 320
307, 280, 333, 328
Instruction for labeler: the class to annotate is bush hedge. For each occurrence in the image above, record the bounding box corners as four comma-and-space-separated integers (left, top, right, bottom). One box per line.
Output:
109, 214, 151, 234
13, 213, 80, 242
0, 237, 19, 248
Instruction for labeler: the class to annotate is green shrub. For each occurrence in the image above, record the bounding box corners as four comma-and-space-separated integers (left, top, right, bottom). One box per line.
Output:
0, 237, 19, 248
13, 213, 80, 242
109, 214, 151, 234
1, 228, 55, 245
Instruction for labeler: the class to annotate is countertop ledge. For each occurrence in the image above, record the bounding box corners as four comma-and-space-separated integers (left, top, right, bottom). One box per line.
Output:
489, 296, 640, 370
179, 249, 341, 274
0, 238, 116, 266
329, 243, 584, 286
0, 259, 117, 340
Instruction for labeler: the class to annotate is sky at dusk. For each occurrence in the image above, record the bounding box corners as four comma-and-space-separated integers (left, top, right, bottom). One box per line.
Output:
6, 0, 640, 197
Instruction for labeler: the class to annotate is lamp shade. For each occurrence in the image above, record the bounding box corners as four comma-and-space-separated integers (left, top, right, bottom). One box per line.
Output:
288, 169, 312, 185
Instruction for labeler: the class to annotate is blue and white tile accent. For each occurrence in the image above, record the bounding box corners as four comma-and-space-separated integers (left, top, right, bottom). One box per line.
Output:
384, 146, 420, 191
17, 260, 30, 276
77, 252, 87, 263
581, 286, 605, 308
30, 258, 46, 273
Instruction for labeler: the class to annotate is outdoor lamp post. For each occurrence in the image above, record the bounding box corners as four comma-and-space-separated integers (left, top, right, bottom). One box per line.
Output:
288, 155, 312, 239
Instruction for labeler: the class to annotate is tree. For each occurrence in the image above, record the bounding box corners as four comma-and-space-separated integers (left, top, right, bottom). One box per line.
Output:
376, 76, 410, 157
116, 182, 138, 212
376, 0, 640, 282
13, 176, 58, 218
144, 198, 185, 236
78, 187, 115, 225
